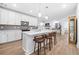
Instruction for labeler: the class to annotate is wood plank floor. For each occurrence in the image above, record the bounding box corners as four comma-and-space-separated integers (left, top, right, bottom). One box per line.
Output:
0, 33, 79, 55
0, 40, 25, 55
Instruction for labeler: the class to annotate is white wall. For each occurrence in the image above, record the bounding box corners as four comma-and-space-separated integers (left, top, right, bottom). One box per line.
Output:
59, 17, 68, 35
77, 4, 79, 48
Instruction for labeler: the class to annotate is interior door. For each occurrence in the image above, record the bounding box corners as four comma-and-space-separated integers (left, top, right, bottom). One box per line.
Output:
68, 16, 77, 44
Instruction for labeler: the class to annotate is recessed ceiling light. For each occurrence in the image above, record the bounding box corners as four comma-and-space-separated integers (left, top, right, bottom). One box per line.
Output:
13, 4, 16, 7
40, 22, 44, 26
45, 16, 48, 19
62, 4, 67, 8
38, 12, 42, 17
46, 6, 48, 8
30, 10, 32, 12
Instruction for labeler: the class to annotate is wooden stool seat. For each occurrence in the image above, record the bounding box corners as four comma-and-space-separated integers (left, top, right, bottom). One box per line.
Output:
33, 35, 46, 55
34, 39, 45, 43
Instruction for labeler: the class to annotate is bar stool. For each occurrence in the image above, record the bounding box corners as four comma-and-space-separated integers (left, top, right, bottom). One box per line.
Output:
52, 32, 56, 45
46, 32, 53, 50
33, 35, 46, 55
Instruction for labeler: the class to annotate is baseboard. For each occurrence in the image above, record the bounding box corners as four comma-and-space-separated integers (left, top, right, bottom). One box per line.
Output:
77, 44, 79, 48
0, 39, 21, 45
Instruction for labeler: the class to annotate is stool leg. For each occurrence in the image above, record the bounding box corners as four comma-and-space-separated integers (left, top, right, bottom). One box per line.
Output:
49, 39, 51, 50
34, 42, 36, 53
51, 38, 53, 48
38, 43, 40, 55
54, 35, 56, 45
40, 43, 41, 51
39, 43, 41, 54
44, 41, 46, 54
46, 39, 48, 47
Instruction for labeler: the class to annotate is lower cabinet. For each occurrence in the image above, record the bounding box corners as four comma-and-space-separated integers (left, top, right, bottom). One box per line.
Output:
7, 30, 16, 42
0, 30, 21, 44
0, 31, 7, 44
15, 30, 22, 40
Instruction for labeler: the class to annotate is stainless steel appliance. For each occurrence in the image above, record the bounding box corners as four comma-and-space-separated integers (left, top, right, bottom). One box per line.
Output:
21, 21, 30, 31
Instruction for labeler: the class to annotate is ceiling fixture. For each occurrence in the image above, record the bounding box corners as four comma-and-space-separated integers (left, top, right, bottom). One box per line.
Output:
46, 6, 48, 8
62, 4, 67, 8
40, 22, 44, 26
44, 4, 49, 20
38, 3, 42, 18
30, 10, 33, 12
13, 4, 16, 7
45, 16, 48, 19
38, 12, 42, 17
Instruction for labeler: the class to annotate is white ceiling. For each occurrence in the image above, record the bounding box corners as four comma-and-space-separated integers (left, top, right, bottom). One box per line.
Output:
1, 3, 78, 21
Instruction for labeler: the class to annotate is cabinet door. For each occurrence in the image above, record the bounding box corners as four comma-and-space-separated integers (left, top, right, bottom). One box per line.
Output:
8, 11, 15, 25
32, 17, 38, 26
17, 13, 21, 25
29, 17, 38, 26
24, 15, 29, 21
21, 15, 24, 21
7, 30, 16, 42
15, 30, 21, 40
0, 31, 7, 44
0, 8, 8, 24
28, 16, 31, 25
21, 15, 28, 21
0, 8, 1, 24
15, 13, 21, 25
21, 15, 26, 21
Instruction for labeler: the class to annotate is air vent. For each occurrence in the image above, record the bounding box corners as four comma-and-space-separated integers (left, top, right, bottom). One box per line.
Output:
46, 6, 48, 8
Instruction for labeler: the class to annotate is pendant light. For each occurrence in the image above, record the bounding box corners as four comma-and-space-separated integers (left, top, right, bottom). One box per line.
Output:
38, 3, 42, 18
44, 4, 49, 20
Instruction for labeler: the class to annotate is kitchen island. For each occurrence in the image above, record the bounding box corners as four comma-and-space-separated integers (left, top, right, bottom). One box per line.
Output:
22, 29, 57, 55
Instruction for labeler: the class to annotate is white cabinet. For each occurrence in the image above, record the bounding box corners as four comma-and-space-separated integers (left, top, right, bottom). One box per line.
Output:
8, 11, 15, 25
25, 16, 29, 21
0, 8, 8, 24
0, 8, 16, 25
0, 8, 38, 25
7, 30, 21, 42
32, 17, 38, 26
28, 16, 31, 25
15, 30, 21, 40
0, 30, 21, 44
7, 30, 16, 42
0, 31, 7, 44
0, 8, 1, 23
29, 16, 38, 26
15, 13, 21, 25
21, 15, 24, 21
21, 15, 26, 21
21, 15, 29, 21
18, 14, 22, 25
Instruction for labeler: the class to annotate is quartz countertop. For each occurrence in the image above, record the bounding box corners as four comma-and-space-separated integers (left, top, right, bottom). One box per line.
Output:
22, 29, 57, 36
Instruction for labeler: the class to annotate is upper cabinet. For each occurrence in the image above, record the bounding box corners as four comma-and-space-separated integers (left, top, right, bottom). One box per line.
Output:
8, 11, 16, 25
0, 8, 8, 24
0, 31, 8, 44
15, 13, 21, 25
0, 8, 38, 25
29, 16, 38, 26
21, 15, 29, 22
